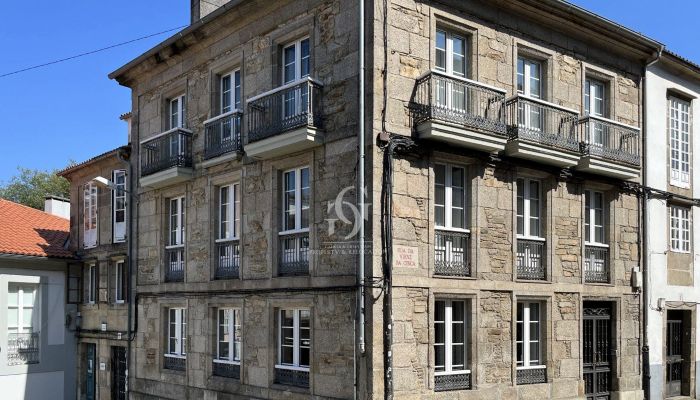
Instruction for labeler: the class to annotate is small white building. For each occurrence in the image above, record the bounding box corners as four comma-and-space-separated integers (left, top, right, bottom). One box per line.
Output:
645, 50, 700, 399
0, 199, 77, 399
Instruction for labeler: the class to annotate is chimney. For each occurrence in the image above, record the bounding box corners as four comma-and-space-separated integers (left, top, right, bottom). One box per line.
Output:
191, 0, 229, 23
44, 196, 70, 220
120, 112, 132, 144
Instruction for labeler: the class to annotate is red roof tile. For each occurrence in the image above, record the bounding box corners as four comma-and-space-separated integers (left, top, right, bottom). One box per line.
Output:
0, 199, 73, 259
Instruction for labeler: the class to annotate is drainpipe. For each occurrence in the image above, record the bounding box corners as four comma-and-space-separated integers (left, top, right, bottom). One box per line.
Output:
356, 0, 366, 399
642, 46, 663, 400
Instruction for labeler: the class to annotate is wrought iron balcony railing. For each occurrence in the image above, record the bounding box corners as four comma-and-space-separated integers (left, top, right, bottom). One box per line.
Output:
247, 78, 322, 143
279, 232, 309, 276
7, 332, 40, 366
274, 367, 309, 388
434, 229, 471, 277
214, 240, 240, 279
212, 360, 240, 379
516, 238, 546, 280
204, 111, 243, 160
140, 128, 193, 176
434, 372, 472, 391
411, 71, 507, 134
517, 367, 547, 385
163, 355, 185, 371
165, 246, 185, 282
577, 115, 640, 166
506, 95, 579, 152
584, 244, 610, 283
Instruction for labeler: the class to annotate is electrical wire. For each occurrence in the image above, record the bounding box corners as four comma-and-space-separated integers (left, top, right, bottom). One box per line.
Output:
0, 25, 187, 79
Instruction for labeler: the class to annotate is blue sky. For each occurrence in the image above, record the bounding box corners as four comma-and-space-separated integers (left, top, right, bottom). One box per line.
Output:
0, 1, 697, 183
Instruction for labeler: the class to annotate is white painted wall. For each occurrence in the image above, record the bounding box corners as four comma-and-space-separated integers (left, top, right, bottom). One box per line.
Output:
645, 61, 700, 400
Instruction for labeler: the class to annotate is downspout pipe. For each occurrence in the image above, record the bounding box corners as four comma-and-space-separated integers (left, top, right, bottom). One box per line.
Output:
356, 0, 366, 399
117, 144, 134, 400
642, 46, 663, 400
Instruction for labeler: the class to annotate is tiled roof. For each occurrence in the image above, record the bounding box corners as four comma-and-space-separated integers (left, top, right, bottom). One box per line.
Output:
0, 199, 73, 259
57, 145, 128, 177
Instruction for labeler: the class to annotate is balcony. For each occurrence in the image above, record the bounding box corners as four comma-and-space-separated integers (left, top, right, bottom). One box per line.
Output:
516, 238, 546, 281
279, 232, 309, 276
212, 360, 240, 379
411, 71, 507, 152
434, 372, 472, 391
140, 128, 193, 188
7, 332, 40, 366
163, 355, 185, 371
165, 246, 185, 283
577, 116, 640, 179
584, 244, 609, 283
203, 110, 243, 165
274, 367, 309, 388
505, 96, 580, 167
434, 230, 471, 277
246, 78, 323, 160
214, 240, 240, 279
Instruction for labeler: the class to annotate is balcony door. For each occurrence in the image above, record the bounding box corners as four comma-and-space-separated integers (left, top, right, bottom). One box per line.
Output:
168, 94, 186, 161
585, 79, 607, 147
283, 38, 310, 121
517, 57, 542, 131
220, 70, 241, 143
435, 30, 467, 113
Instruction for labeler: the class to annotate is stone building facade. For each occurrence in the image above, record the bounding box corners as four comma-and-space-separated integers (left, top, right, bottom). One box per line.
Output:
60, 147, 131, 400
102, 0, 671, 399
644, 51, 700, 399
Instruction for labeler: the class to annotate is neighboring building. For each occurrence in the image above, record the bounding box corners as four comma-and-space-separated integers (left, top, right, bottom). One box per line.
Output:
58, 146, 131, 400
644, 50, 700, 399
0, 199, 77, 399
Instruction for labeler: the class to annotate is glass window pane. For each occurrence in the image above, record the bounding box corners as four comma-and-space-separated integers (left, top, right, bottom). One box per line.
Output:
434, 344, 445, 371
452, 344, 465, 367
7, 308, 18, 326
436, 31, 446, 71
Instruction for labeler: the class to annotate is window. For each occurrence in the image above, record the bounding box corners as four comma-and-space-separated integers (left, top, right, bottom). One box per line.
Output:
434, 300, 469, 374
585, 79, 606, 117
670, 205, 691, 253
216, 308, 241, 363
516, 302, 545, 372
114, 260, 126, 304
168, 308, 187, 357
517, 57, 542, 99
88, 263, 97, 304
282, 167, 310, 233
8, 283, 38, 335
435, 29, 467, 77
221, 70, 241, 114
219, 184, 240, 240
169, 197, 186, 246
113, 170, 126, 243
670, 97, 691, 187
585, 191, 605, 244
83, 182, 98, 248
435, 164, 467, 230
283, 38, 310, 118
169, 94, 186, 129
67, 264, 82, 304
277, 309, 310, 369
516, 178, 542, 238
166, 197, 186, 282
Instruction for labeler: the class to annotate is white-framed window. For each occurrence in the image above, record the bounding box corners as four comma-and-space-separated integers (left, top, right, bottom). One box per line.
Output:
517, 57, 542, 99
585, 190, 605, 245
113, 170, 126, 243
169, 197, 186, 246
8, 283, 38, 335
282, 167, 310, 233
218, 184, 240, 240
434, 164, 467, 230
435, 29, 467, 77
169, 94, 186, 129
216, 308, 241, 363
221, 70, 241, 114
114, 260, 126, 304
434, 299, 469, 374
283, 37, 310, 118
168, 308, 187, 357
516, 178, 542, 239
670, 205, 691, 253
87, 263, 97, 304
516, 302, 544, 369
277, 309, 310, 370
669, 97, 691, 187
585, 78, 606, 117
83, 182, 98, 248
